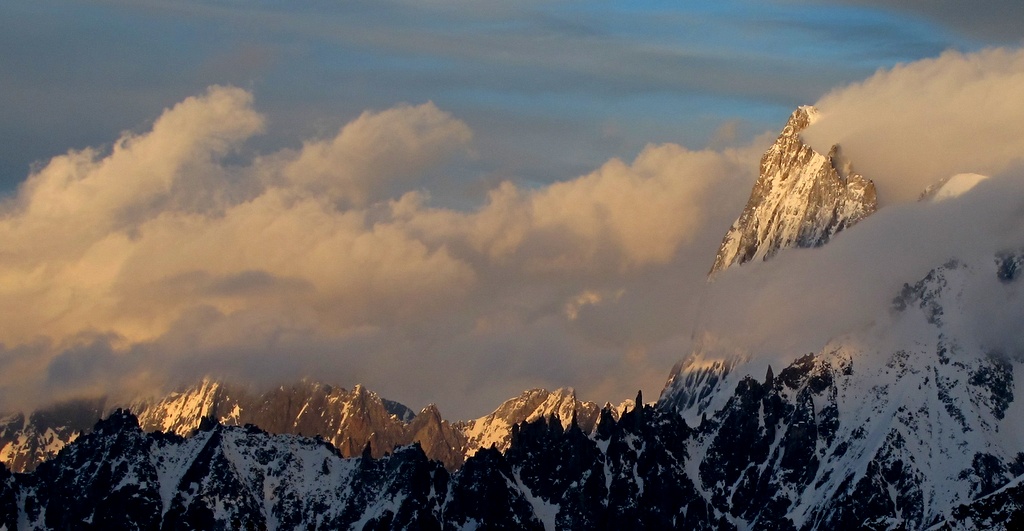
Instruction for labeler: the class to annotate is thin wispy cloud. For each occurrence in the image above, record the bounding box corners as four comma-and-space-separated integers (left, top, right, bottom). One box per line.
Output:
0, 0, 976, 196
811, 0, 1024, 43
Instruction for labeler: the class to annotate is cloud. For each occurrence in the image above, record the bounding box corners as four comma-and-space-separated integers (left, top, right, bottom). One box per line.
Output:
930, 173, 989, 202
697, 165, 1024, 378
284, 102, 473, 206
803, 48, 1024, 204
12, 86, 263, 237
812, 1, 1024, 43
0, 84, 758, 416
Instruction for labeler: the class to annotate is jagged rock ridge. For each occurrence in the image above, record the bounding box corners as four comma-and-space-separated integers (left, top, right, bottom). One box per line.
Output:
457, 387, 610, 456
0, 401, 735, 530
710, 106, 877, 275
0, 382, 615, 473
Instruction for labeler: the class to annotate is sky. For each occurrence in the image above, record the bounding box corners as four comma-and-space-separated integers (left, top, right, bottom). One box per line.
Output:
1, 0, 1024, 419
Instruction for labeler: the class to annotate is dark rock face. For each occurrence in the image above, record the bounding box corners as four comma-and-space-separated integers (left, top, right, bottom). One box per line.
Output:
710, 106, 877, 275
943, 480, 1024, 530
354, 444, 448, 530
502, 403, 728, 531
995, 249, 1024, 282
20, 409, 162, 530
444, 446, 546, 530
507, 415, 608, 529
0, 461, 18, 530
694, 354, 843, 530
596, 405, 728, 530
810, 429, 928, 531
10, 411, 451, 530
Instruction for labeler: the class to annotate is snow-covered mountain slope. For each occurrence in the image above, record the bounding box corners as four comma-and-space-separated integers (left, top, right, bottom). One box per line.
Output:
1, 404, 734, 531
660, 351, 745, 427
660, 253, 1024, 529
9, 410, 449, 530
710, 106, 877, 275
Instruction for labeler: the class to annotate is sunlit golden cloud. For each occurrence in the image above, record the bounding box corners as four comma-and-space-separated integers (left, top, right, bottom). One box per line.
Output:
0, 85, 757, 414
804, 48, 1024, 204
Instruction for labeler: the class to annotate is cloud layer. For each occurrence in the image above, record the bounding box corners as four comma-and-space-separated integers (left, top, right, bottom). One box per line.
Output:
803, 48, 1024, 204
0, 85, 757, 416
4, 46, 1024, 419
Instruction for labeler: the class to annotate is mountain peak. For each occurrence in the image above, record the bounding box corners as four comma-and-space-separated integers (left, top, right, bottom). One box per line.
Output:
709, 105, 876, 275
419, 403, 441, 415
790, 105, 821, 131
459, 387, 605, 458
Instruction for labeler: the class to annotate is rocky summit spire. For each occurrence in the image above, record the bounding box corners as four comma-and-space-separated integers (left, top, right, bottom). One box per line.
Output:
709, 106, 877, 276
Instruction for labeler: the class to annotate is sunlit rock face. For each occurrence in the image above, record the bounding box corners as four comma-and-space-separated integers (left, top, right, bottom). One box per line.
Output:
0, 398, 106, 473
710, 106, 876, 275
0, 382, 614, 473
0, 380, 454, 471
457, 387, 608, 458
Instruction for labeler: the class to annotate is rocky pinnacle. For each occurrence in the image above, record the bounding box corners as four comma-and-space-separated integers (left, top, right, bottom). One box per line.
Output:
709, 106, 877, 276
